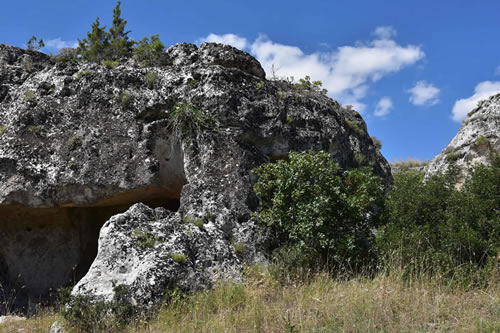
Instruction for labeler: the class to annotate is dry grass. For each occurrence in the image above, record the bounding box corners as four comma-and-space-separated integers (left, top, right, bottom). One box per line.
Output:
2, 266, 499, 332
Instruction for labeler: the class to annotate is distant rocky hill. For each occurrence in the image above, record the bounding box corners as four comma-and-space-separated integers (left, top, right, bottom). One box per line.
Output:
425, 93, 500, 179
0, 43, 391, 313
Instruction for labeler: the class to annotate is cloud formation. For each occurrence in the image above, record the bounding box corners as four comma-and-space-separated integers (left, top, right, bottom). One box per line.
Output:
43, 38, 78, 51
198, 27, 424, 114
374, 97, 393, 117
407, 80, 440, 105
451, 81, 500, 122
196, 33, 248, 50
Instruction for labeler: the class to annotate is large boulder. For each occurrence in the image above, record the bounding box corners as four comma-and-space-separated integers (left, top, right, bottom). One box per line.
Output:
425, 93, 500, 179
0, 42, 391, 312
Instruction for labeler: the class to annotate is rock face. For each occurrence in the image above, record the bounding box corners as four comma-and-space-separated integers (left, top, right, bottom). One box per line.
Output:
425, 93, 500, 179
0, 42, 391, 312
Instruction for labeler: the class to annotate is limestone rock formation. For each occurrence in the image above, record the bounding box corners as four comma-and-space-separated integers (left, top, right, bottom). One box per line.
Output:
0, 42, 391, 312
425, 93, 500, 178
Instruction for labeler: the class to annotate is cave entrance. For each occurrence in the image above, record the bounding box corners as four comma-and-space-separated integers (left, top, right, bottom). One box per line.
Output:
0, 188, 182, 313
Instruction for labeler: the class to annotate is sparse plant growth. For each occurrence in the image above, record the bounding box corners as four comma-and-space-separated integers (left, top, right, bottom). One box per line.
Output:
189, 79, 199, 88
28, 125, 43, 135
170, 253, 187, 263
132, 228, 157, 249
68, 161, 78, 170
115, 90, 131, 107
75, 70, 89, 79
24, 90, 35, 102
371, 136, 382, 150
390, 158, 429, 171
232, 241, 246, 256
102, 59, 120, 69
26, 35, 45, 51
193, 218, 204, 229
445, 151, 461, 162
168, 102, 216, 138
67, 135, 81, 147
345, 119, 363, 134
145, 72, 159, 89
475, 135, 489, 146
0, 125, 7, 137
55, 48, 78, 62
286, 115, 294, 123
293, 75, 328, 95
255, 81, 265, 90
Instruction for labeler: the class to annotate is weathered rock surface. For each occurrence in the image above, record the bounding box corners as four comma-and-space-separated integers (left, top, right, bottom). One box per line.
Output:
0, 42, 391, 312
425, 93, 500, 179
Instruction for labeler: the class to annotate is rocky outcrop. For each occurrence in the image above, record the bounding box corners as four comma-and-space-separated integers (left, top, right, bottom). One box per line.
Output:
425, 93, 500, 179
0, 42, 391, 313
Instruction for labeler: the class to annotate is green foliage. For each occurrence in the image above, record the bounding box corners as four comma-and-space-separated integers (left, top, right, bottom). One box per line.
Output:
62, 284, 135, 332
193, 218, 204, 229
168, 102, 216, 138
294, 75, 328, 95
78, 17, 109, 62
345, 119, 363, 134
145, 72, 159, 89
107, 1, 134, 60
115, 90, 131, 107
475, 136, 489, 146
75, 70, 89, 79
132, 228, 157, 249
0, 125, 7, 137
134, 34, 166, 67
377, 154, 500, 288
67, 135, 81, 147
102, 59, 119, 69
190, 79, 199, 88
55, 48, 78, 62
170, 253, 187, 263
253, 150, 384, 272
26, 36, 44, 51
255, 81, 265, 90
24, 90, 35, 102
29, 125, 42, 135
232, 241, 246, 256
445, 151, 461, 162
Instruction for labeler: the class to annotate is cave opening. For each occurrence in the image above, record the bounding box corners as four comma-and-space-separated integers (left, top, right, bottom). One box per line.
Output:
0, 189, 182, 314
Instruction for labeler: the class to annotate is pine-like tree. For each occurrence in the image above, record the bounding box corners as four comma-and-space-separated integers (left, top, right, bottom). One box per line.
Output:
77, 17, 109, 62
26, 36, 45, 51
108, 1, 134, 59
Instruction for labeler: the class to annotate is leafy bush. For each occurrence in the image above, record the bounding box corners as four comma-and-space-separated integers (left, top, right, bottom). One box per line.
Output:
132, 228, 157, 249
293, 75, 328, 95
253, 151, 384, 273
170, 253, 187, 263
371, 136, 382, 151
377, 154, 500, 287
0, 125, 7, 137
134, 34, 166, 67
55, 48, 78, 62
345, 119, 363, 134
102, 59, 119, 69
145, 72, 159, 89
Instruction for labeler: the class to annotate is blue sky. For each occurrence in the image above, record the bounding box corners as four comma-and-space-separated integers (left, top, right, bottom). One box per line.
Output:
2, 0, 500, 162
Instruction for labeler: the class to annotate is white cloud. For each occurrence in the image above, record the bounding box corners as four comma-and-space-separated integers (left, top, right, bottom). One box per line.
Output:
407, 80, 440, 105
451, 81, 500, 122
196, 33, 248, 50
200, 27, 424, 113
372, 26, 397, 40
43, 38, 78, 51
374, 97, 393, 117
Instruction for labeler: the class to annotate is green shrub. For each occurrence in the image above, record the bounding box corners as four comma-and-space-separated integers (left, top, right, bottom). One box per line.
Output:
255, 81, 265, 90
168, 102, 216, 138
134, 34, 166, 66
371, 136, 382, 151
475, 136, 489, 146
55, 48, 78, 62
170, 253, 187, 263
253, 150, 384, 272
377, 154, 500, 288
24, 90, 35, 102
28, 125, 42, 134
132, 228, 156, 249
145, 72, 159, 89
345, 119, 363, 134
0, 125, 7, 137
445, 151, 461, 162
102, 59, 120, 69
232, 241, 246, 256
76, 70, 89, 79
67, 135, 81, 147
